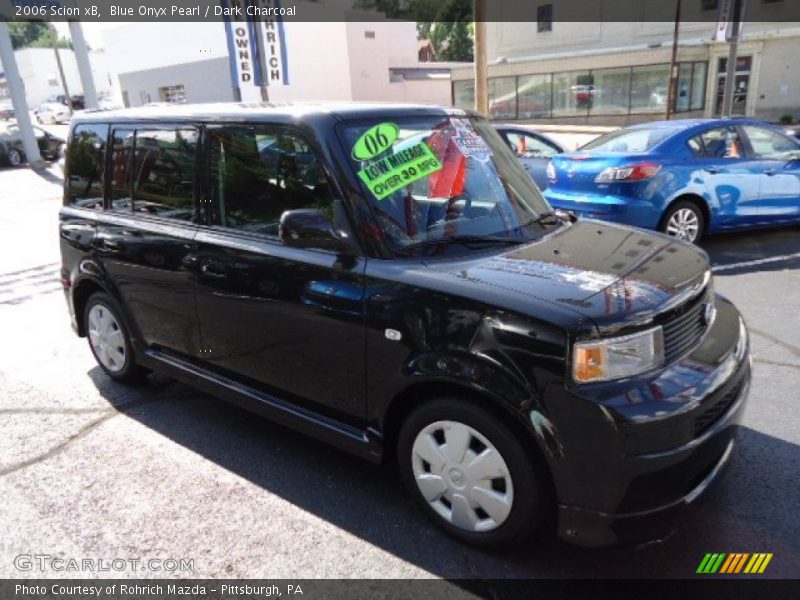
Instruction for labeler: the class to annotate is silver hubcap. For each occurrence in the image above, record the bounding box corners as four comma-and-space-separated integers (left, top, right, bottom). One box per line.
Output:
411, 420, 514, 532
8, 150, 21, 166
666, 208, 700, 242
87, 304, 126, 373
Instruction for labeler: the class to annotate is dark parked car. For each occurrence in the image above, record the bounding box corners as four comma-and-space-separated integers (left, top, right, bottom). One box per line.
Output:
493, 125, 564, 190
545, 118, 800, 243
0, 123, 64, 166
60, 104, 751, 549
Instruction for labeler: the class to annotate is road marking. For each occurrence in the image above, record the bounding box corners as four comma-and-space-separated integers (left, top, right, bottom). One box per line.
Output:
712, 252, 800, 272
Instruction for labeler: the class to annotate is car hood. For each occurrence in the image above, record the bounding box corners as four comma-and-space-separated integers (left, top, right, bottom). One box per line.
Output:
420, 220, 710, 333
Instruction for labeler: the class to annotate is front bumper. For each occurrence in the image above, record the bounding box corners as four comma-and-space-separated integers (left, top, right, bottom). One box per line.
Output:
546, 295, 751, 548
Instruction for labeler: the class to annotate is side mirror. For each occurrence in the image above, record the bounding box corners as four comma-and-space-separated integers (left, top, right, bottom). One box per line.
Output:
279, 209, 347, 252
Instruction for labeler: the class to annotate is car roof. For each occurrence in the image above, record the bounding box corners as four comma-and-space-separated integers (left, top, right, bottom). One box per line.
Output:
627, 117, 770, 131
71, 102, 473, 125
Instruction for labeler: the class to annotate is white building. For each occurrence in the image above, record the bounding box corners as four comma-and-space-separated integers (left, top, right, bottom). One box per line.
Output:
451, 2, 800, 124
0, 47, 116, 109
102, 18, 459, 108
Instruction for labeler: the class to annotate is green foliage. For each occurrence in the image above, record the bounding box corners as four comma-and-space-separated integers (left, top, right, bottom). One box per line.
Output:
354, 0, 474, 62
779, 114, 794, 125
7, 22, 71, 50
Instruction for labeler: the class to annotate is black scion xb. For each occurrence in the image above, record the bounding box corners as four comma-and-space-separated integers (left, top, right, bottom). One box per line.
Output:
59, 104, 751, 548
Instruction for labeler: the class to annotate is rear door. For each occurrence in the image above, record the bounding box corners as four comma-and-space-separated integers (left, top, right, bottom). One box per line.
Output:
688, 125, 762, 227
96, 124, 201, 356
190, 123, 367, 424
739, 124, 800, 222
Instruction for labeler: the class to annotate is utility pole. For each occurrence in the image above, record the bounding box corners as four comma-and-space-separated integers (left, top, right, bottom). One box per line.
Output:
721, 0, 747, 116
50, 28, 73, 113
666, 0, 682, 120
473, 0, 488, 116
69, 21, 98, 109
0, 22, 43, 166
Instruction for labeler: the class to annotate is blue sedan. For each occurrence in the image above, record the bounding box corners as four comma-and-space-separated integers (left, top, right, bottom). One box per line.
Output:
544, 118, 800, 243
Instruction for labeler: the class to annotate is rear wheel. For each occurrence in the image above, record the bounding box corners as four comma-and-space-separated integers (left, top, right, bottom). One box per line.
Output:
662, 200, 705, 243
398, 397, 550, 546
84, 292, 146, 383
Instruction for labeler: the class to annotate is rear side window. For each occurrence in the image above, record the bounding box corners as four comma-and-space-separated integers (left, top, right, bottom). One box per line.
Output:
581, 128, 674, 153
690, 127, 744, 159
67, 124, 107, 209
132, 129, 197, 221
109, 127, 197, 221
208, 126, 334, 237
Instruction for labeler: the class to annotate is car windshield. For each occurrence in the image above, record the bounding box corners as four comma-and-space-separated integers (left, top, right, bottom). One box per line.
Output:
338, 115, 555, 255
581, 127, 675, 153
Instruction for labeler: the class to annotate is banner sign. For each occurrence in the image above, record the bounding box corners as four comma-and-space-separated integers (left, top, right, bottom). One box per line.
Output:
713, 0, 734, 41
252, 0, 290, 86
221, 0, 289, 96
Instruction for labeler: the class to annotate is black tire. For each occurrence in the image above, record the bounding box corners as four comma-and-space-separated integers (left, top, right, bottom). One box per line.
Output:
84, 292, 147, 384
660, 200, 705, 244
7, 148, 23, 167
397, 397, 551, 547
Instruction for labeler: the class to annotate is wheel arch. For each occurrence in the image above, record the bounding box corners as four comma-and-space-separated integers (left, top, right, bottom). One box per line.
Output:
381, 379, 556, 486
659, 193, 711, 234
72, 277, 107, 337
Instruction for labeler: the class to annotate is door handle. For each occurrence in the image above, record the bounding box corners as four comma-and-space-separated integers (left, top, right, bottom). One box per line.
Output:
764, 169, 777, 176
201, 264, 228, 279
704, 166, 720, 174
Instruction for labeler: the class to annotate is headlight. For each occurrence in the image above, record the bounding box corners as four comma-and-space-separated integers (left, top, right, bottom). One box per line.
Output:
573, 326, 664, 383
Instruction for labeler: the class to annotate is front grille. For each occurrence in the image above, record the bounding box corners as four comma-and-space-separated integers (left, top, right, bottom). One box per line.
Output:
694, 379, 744, 437
661, 289, 709, 364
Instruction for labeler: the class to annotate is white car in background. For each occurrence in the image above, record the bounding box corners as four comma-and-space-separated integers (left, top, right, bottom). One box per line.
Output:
35, 102, 71, 125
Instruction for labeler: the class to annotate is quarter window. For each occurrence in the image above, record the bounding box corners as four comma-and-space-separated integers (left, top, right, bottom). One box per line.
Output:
68, 123, 108, 209
208, 127, 334, 237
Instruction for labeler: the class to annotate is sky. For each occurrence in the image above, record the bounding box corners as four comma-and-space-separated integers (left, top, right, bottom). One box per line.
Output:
52, 22, 123, 50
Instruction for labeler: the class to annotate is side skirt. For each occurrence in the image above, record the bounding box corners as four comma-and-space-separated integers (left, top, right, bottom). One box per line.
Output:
138, 348, 383, 464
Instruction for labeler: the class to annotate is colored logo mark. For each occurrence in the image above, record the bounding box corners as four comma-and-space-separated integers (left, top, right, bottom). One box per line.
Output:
696, 553, 773, 574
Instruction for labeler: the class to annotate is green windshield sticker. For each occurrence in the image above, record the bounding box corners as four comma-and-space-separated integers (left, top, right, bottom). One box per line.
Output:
352, 123, 400, 161
357, 142, 443, 200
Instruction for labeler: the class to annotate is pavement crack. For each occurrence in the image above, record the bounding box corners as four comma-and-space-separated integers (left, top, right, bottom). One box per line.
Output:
749, 327, 800, 358
754, 358, 800, 371
0, 397, 162, 478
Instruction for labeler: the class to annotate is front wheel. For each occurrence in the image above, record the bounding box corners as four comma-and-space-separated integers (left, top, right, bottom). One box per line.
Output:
6, 148, 23, 167
397, 397, 550, 547
661, 200, 705, 244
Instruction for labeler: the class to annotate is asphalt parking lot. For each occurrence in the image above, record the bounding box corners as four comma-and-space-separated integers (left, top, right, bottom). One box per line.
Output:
0, 164, 798, 582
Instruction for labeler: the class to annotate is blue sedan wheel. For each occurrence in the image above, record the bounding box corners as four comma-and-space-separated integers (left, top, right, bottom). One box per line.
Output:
662, 201, 705, 244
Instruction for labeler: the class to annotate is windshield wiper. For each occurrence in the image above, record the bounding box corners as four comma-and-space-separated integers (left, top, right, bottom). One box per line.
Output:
530, 210, 560, 225
395, 235, 525, 255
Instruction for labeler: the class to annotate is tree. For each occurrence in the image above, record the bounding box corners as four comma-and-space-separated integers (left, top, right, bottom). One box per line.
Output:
354, 0, 474, 62
7, 22, 71, 50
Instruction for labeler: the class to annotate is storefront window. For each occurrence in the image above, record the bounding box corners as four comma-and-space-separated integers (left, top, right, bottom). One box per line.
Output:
552, 71, 592, 117
517, 74, 551, 119
591, 68, 630, 115
630, 64, 670, 113
453, 80, 475, 111
690, 62, 707, 110
488, 77, 517, 119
